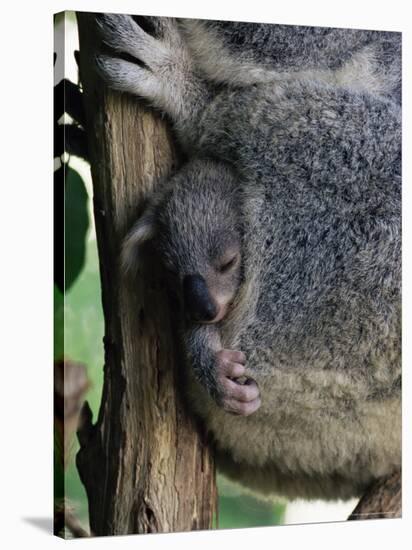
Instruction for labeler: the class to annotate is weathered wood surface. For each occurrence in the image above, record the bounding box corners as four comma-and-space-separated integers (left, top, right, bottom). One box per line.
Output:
76, 13, 217, 536
349, 470, 401, 520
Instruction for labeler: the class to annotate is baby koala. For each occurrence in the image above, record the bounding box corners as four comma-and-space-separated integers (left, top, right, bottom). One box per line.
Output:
97, 14, 401, 500
123, 159, 260, 415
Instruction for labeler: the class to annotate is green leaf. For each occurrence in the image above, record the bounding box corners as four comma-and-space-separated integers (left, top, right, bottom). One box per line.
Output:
64, 165, 89, 291
54, 284, 64, 360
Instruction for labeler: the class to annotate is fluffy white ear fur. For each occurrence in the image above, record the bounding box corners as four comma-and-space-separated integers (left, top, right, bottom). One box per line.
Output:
121, 207, 156, 275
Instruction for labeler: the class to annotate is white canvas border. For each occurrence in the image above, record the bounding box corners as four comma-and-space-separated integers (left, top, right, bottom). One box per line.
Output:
0, 0, 409, 548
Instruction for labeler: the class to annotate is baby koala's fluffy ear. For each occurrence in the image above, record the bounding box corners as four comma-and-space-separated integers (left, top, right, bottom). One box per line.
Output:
121, 206, 157, 276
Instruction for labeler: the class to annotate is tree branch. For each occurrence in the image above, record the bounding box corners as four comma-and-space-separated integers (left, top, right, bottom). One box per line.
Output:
348, 470, 401, 520
75, 13, 217, 536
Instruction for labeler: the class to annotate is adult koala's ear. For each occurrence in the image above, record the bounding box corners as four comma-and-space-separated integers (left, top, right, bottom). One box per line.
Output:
121, 205, 157, 276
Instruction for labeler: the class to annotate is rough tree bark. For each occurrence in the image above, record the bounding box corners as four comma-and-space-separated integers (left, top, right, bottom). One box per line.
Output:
348, 470, 401, 520
76, 13, 217, 536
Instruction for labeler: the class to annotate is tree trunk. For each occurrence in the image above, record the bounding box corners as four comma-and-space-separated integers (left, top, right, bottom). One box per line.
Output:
349, 470, 401, 521
76, 13, 217, 536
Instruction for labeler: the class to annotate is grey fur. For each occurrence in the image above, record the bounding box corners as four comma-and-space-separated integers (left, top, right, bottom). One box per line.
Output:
181, 20, 401, 103
96, 15, 401, 501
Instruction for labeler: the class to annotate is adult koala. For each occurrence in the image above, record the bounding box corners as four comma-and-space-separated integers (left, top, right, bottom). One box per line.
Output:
95, 14, 401, 501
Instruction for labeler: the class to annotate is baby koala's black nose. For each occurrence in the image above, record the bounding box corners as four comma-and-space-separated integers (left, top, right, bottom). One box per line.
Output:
183, 274, 218, 322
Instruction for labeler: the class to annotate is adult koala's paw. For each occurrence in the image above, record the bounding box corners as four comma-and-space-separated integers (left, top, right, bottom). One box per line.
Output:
94, 13, 194, 119
215, 349, 261, 416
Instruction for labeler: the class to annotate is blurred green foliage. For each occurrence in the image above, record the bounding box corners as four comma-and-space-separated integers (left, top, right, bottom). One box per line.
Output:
54, 235, 104, 523
216, 474, 285, 529
219, 496, 284, 529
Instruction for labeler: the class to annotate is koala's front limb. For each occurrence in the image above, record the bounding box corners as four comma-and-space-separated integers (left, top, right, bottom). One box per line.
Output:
95, 15, 402, 168
95, 14, 212, 148
183, 324, 261, 416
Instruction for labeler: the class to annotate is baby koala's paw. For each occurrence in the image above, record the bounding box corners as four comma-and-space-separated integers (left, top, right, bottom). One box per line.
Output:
215, 350, 261, 416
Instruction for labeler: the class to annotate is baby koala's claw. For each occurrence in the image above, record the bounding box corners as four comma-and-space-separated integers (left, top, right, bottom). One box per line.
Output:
215, 349, 261, 416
